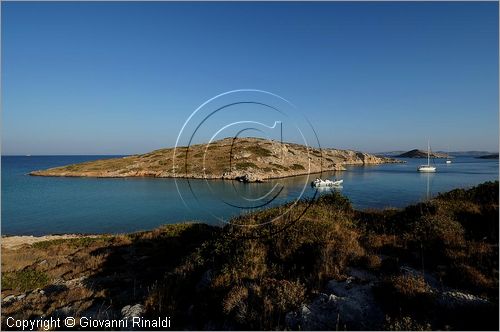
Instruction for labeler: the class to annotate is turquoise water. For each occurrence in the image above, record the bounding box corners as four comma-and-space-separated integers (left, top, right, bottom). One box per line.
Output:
1, 155, 498, 235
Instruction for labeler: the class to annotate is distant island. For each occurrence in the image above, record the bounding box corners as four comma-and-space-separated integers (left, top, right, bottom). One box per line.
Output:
30, 137, 401, 182
378, 150, 496, 157
395, 149, 450, 159
448, 151, 496, 157
477, 153, 499, 159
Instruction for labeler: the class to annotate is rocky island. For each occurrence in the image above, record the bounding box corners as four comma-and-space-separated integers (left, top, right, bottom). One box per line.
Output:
30, 137, 400, 182
395, 149, 449, 159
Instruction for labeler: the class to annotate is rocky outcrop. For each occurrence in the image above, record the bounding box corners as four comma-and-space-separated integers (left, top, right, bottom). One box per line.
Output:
234, 174, 264, 183
286, 265, 493, 331
30, 137, 401, 182
122, 304, 145, 329
286, 268, 384, 330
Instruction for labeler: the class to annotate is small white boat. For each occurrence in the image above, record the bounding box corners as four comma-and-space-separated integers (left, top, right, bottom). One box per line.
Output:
417, 140, 436, 172
445, 146, 452, 164
418, 165, 436, 172
311, 178, 343, 187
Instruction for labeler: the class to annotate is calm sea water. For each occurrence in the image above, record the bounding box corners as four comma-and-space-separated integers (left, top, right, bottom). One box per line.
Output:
1, 155, 498, 235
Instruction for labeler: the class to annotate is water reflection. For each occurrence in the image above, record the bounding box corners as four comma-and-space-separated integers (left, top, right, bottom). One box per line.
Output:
420, 172, 435, 201
314, 185, 343, 193
179, 172, 317, 224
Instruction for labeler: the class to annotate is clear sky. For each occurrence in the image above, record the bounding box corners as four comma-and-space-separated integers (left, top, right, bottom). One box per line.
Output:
2, 1, 498, 155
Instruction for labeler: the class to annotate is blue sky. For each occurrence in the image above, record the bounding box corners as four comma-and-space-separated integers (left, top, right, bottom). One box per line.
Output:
2, 1, 498, 155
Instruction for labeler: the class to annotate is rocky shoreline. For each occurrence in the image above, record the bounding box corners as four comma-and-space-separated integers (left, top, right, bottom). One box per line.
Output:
29, 137, 402, 182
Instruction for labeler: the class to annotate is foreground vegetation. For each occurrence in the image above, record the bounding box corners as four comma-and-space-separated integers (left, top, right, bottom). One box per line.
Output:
2, 181, 498, 330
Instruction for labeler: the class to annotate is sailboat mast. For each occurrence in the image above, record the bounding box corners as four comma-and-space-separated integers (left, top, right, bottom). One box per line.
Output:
427, 140, 430, 166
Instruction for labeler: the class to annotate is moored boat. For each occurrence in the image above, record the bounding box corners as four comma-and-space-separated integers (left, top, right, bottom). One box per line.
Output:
311, 178, 343, 187
417, 140, 436, 172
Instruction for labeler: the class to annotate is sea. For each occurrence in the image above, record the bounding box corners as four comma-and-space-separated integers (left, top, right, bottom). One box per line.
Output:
1, 155, 498, 235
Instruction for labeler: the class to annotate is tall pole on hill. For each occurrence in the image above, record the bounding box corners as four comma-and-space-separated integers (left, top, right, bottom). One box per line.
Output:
280, 121, 283, 145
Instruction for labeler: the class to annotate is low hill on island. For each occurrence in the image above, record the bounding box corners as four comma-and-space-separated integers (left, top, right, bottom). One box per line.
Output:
396, 149, 449, 159
477, 153, 499, 159
30, 137, 400, 182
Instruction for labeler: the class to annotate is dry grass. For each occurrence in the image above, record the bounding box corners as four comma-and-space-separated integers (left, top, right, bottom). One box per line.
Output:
385, 315, 432, 331
1, 223, 216, 330
2, 182, 498, 330
391, 274, 431, 297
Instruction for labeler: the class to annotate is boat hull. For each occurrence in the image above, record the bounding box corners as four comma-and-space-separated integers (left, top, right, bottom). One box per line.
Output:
312, 179, 343, 187
418, 166, 436, 172
417, 140, 437, 172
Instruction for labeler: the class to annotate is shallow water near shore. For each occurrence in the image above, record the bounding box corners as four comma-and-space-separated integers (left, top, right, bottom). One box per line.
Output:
2, 155, 498, 235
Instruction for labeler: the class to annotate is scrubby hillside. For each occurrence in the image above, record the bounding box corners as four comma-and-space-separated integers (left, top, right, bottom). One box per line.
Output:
2, 181, 498, 330
30, 137, 399, 181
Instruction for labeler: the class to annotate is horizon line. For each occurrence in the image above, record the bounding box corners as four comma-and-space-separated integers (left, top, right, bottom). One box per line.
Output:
2, 149, 499, 157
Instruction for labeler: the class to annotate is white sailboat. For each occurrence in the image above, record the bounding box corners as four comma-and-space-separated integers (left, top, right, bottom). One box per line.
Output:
445, 146, 452, 164
417, 141, 436, 172
311, 178, 343, 187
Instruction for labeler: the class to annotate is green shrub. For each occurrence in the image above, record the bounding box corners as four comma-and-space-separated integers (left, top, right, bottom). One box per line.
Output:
32, 236, 112, 249
290, 164, 305, 171
317, 190, 353, 211
245, 146, 272, 157
235, 162, 258, 170
270, 163, 289, 171
2, 269, 49, 292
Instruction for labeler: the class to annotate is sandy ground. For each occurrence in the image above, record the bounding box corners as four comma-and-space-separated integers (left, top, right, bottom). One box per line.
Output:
1, 234, 98, 250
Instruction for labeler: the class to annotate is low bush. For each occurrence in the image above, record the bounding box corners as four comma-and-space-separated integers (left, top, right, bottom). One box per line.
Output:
2, 269, 50, 292
235, 162, 258, 170
244, 146, 272, 157
290, 163, 305, 170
